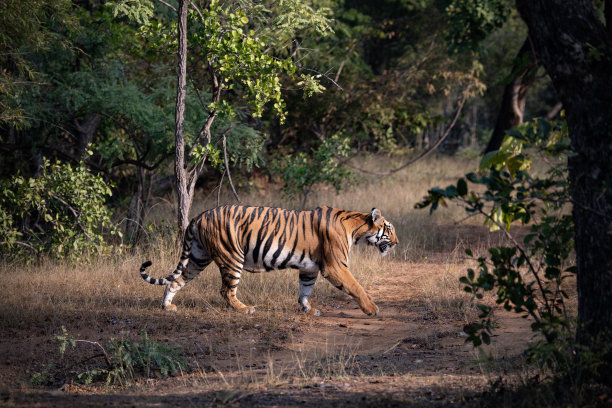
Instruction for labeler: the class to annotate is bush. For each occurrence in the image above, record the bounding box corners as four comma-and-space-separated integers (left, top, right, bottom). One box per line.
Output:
57, 327, 185, 387
0, 157, 119, 260
270, 134, 353, 208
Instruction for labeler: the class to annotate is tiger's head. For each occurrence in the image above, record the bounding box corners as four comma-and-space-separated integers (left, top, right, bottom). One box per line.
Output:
365, 208, 399, 256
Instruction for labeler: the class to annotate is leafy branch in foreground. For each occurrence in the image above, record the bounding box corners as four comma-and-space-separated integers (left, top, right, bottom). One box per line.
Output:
416, 118, 584, 370
55, 326, 185, 387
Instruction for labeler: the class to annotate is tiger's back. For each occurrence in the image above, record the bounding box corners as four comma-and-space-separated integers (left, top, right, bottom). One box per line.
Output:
140, 205, 398, 316
198, 206, 349, 274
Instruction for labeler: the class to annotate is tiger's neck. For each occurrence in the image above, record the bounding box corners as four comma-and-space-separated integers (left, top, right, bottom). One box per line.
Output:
340, 212, 373, 244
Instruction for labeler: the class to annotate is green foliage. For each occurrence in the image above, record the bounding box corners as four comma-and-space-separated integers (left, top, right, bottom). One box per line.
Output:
439, 0, 511, 51
107, 0, 154, 25
416, 117, 576, 368
0, 0, 73, 126
57, 326, 185, 387
30, 364, 55, 386
188, 0, 323, 122
271, 135, 353, 208
0, 157, 118, 260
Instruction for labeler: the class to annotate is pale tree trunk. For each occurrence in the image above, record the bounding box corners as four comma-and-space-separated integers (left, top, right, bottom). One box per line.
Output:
174, 0, 192, 239
516, 0, 612, 362
173, 0, 220, 241
125, 167, 152, 247
74, 113, 101, 159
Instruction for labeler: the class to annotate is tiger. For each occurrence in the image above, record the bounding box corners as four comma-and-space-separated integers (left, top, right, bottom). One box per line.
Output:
139, 205, 398, 316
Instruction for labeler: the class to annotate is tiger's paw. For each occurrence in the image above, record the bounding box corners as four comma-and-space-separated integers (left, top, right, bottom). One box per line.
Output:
309, 308, 321, 317
301, 305, 321, 316
361, 302, 379, 316
235, 305, 255, 314
163, 304, 178, 312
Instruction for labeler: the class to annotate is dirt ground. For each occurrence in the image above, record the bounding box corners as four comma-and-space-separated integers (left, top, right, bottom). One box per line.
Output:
0, 261, 534, 407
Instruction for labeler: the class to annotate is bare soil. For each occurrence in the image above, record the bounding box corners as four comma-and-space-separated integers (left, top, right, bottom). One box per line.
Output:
0, 256, 536, 407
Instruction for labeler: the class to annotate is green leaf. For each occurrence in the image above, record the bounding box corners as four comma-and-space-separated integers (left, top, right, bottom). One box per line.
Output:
457, 178, 468, 196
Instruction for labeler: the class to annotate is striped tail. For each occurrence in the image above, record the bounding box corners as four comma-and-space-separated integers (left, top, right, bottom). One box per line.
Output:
139, 219, 197, 286
139, 261, 183, 285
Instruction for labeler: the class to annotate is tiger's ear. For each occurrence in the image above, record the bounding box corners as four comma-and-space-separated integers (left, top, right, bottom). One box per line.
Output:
371, 208, 383, 227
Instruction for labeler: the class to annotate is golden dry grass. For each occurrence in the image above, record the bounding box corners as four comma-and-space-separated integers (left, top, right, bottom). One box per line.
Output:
0, 154, 491, 331
0, 154, 537, 405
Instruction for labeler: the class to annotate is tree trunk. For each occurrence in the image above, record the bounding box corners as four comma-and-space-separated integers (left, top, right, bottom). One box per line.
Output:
125, 167, 152, 247
483, 37, 538, 153
174, 0, 190, 239
74, 113, 101, 160
516, 0, 612, 359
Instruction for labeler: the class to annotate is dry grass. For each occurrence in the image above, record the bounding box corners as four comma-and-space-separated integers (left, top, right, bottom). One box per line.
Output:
0, 154, 490, 336
1, 154, 535, 406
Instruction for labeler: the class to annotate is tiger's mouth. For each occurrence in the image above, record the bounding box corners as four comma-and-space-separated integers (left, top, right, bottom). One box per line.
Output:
377, 241, 394, 256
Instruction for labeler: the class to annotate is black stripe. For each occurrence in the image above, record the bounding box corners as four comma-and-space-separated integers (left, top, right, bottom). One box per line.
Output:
252, 223, 269, 264
278, 236, 298, 269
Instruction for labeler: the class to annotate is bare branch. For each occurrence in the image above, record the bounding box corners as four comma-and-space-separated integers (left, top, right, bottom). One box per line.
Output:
344, 90, 468, 176
187, 0, 205, 20
74, 340, 112, 367
222, 134, 241, 204
217, 169, 225, 207
48, 193, 95, 243
155, 0, 176, 12
299, 66, 343, 91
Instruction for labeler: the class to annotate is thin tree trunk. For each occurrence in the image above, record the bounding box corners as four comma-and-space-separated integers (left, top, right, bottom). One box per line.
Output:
74, 113, 101, 160
484, 37, 538, 153
516, 0, 612, 363
125, 167, 152, 247
174, 0, 190, 239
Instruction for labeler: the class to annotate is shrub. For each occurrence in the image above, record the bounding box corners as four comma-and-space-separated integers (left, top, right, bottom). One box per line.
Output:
57, 327, 185, 387
0, 157, 119, 260
270, 134, 353, 208
415, 117, 612, 388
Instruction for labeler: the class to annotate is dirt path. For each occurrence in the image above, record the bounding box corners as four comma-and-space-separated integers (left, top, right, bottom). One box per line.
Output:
0, 263, 533, 407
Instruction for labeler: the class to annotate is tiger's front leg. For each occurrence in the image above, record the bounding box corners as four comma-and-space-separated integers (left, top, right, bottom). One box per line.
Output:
219, 266, 255, 314
323, 267, 379, 316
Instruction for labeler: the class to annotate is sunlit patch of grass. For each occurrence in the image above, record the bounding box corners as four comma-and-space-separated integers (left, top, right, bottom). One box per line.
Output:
0, 154, 506, 394
0, 154, 488, 336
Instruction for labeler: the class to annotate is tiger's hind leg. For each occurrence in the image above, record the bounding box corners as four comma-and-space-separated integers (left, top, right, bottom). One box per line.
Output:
162, 237, 212, 312
219, 264, 254, 314
298, 270, 321, 316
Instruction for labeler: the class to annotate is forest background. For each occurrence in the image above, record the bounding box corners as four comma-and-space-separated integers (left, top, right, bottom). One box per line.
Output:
1, 0, 612, 405
1, 0, 554, 255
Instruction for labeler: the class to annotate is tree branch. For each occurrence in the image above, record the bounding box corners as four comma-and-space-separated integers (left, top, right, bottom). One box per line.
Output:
222, 135, 241, 204
155, 0, 176, 12
344, 90, 468, 176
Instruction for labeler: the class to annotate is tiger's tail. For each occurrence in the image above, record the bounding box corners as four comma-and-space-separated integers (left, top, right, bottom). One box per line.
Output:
139, 261, 184, 285
139, 220, 196, 285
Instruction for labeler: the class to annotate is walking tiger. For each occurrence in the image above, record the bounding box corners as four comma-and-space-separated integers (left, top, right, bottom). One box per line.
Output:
139, 205, 398, 316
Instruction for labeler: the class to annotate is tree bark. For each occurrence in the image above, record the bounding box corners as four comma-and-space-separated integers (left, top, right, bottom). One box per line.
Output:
74, 113, 101, 160
174, 0, 191, 239
125, 167, 152, 247
515, 0, 612, 358
484, 37, 538, 153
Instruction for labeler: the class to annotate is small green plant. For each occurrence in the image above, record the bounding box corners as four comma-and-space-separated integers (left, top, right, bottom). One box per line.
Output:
0, 157, 120, 260
30, 364, 55, 386
271, 135, 353, 208
57, 326, 185, 387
